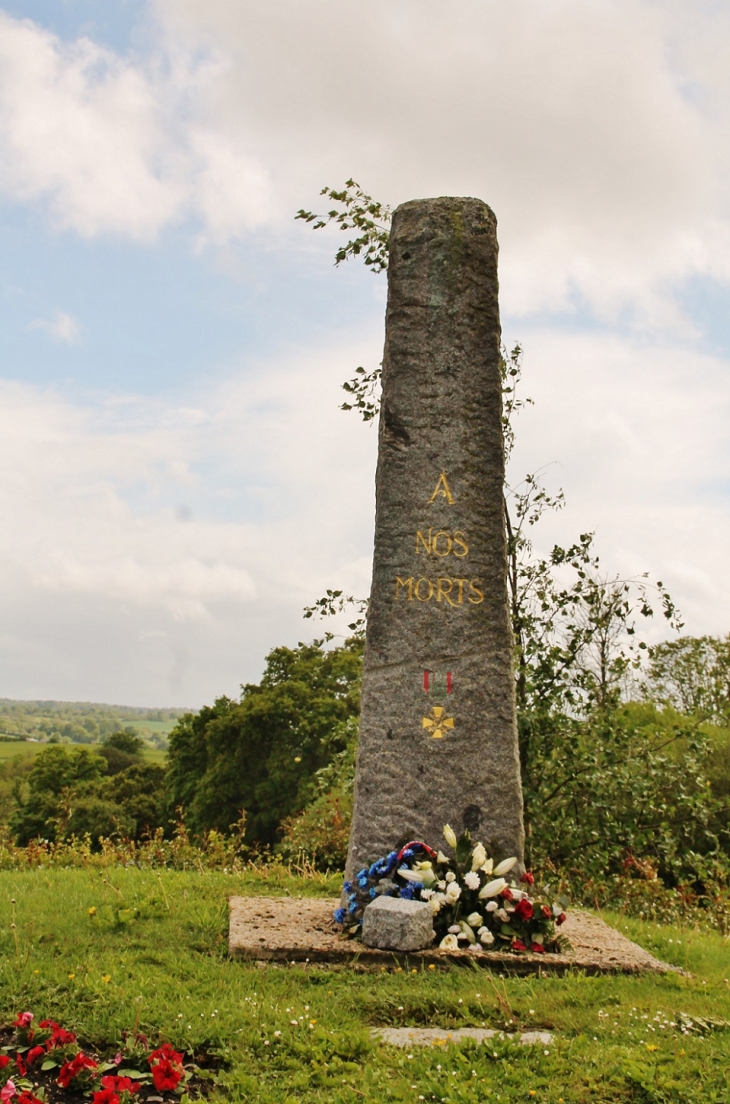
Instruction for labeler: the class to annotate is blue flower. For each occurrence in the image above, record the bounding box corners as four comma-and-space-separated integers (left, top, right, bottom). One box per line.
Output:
333, 907, 346, 924
384, 851, 399, 873
343, 881, 353, 893
369, 887, 378, 898
357, 868, 368, 879
348, 901, 358, 914
400, 885, 415, 900
357, 876, 369, 888
402, 848, 415, 860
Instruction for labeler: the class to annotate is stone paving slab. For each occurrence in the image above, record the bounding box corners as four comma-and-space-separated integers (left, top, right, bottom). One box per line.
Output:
372, 1027, 554, 1047
228, 896, 677, 974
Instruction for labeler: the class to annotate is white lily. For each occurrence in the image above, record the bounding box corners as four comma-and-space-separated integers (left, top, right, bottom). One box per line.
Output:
479, 929, 495, 946
443, 824, 458, 849
478, 877, 507, 899
429, 896, 444, 915
466, 911, 482, 928
398, 866, 426, 883
493, 857, 518, 877
459, 921, 476, 944
437, 851, 449, 864
485, 900, 498, 912
445, 882, 462, 902
471, 842, 487, 871
439, 933, 459, 950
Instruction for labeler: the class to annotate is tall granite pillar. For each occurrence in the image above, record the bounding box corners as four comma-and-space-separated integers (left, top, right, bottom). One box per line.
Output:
346, 196, 524, 875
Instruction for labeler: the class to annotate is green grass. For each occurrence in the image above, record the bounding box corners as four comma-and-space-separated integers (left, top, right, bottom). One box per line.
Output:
0, 742, 166, 763
1, 868, 729, 1103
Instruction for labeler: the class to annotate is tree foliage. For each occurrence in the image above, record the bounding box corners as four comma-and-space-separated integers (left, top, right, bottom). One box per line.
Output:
165, 638, 363, 845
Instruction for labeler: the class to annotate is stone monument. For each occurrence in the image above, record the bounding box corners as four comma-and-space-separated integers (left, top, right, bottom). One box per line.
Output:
345, 196, 524, 877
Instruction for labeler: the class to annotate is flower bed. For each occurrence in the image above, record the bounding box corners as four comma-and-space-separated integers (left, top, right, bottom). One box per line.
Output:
335, 826, 569, 953
0, 1013, 214, 1104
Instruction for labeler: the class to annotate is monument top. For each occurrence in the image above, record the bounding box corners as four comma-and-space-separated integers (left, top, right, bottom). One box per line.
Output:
346, 195, 524, 875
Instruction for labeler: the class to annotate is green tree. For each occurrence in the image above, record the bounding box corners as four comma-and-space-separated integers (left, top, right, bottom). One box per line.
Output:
165, 638, 363, 845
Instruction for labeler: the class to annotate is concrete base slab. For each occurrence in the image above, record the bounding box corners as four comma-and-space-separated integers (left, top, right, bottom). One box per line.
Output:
228, 896, 676, 974
372, 1027, 553, 1047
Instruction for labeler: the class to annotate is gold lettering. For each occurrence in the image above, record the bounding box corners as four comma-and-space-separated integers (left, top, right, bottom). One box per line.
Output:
432, 530, 453, 557
468, 578, 484, 604
395, 576, 414, 600
455, 578, 466, 604
436, 577, 459, 607
415, 529, 432, 555
428, 471, 455, 505
415, 577, 434, 601
452, 530, 469, 557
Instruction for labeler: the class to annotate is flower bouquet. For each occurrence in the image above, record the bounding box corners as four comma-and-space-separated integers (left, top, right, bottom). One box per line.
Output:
334, 825, 568, 954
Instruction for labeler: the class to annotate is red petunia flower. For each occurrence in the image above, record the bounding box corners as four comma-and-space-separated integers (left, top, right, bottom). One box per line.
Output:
17, 1093, 44, 1104
91, 1090, 120, 1104
26, 1047, 45, 1066
530, 942, 546, 953
148, 1042, 183, 1066
48, 1027, 76, 1048
511, 939, 527, 951
14, 1013, 33, 1029
515, 898, 534, 921
57, 1052, 98, 1088
557, 912, 567, 925
0, 1056, 10, 1069
151, 1058, 182, 1092
38, 1020, 59, 1030
520, 871, 535, 886
15, 1055, 26, 1077
101, 1076, 138, 1094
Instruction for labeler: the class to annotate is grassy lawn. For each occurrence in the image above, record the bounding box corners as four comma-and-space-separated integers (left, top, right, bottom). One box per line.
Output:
0, 742, 167, 764
1, 867, 729, 1103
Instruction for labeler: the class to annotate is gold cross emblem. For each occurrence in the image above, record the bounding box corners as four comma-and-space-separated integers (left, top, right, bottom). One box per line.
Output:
422, 705, 455, 739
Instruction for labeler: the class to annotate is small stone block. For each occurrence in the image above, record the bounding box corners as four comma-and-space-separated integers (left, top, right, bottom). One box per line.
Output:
361, 896, 435, 951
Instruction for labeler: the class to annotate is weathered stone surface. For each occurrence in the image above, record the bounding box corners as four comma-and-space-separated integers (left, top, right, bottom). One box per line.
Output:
372, 1027, 554, 1047
361, 896, 435, 951
346, 197, 524, 877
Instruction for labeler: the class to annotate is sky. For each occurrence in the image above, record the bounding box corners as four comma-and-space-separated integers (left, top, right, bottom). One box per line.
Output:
1, 0, 729, 707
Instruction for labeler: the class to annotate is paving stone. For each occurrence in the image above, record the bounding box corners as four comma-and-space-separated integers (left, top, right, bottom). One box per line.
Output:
372, 1027, 554, 1047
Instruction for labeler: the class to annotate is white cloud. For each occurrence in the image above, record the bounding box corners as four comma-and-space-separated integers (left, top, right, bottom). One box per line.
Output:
29, 309, 81, 343
1, 2, 730, 320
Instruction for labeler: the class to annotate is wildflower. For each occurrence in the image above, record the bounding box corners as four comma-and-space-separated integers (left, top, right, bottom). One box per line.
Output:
88, 907, 97, 916
464, 871, 480, 891
478, 878, 506, 899
102, 974, 111, 983
471, 842, 487, 871
443, 825, 457, 849
439, 934, 459, 950
493, 857, 518, 877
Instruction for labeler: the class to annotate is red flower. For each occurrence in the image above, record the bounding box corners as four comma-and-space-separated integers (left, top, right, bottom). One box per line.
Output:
38, 1020, 59, 1030
49, 1027, 76, 1048
511, 939, 527, 951
514, 898, 534, 921
57, 1052, 98, 1088
101, 1076, 138, 1094
0, 1056, 9, 1069
541, 905, 551, 918
26, 1047, 45, 1066
557, 912, 567, 926
520, 871, 535, 886
17, 1094, 44, 1104
14, 1013, 33, 1029
148, 1042, 183, 1066
501, 887, 513, 901
91, 1091, 120, 1104
530, 942, 546, 953
151, 1058, 182, 1092
15, 1055, 26, 1078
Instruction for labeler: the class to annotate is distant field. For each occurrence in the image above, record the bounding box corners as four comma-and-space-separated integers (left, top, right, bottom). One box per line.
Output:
0, 740, 167, 764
